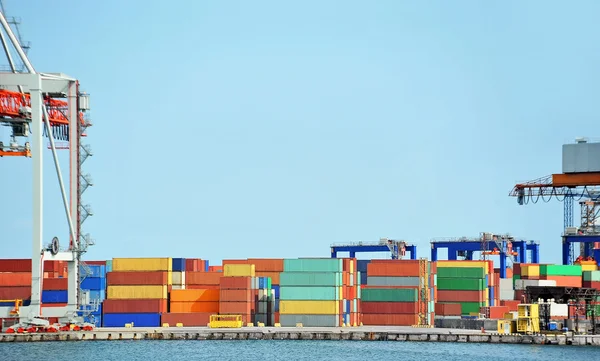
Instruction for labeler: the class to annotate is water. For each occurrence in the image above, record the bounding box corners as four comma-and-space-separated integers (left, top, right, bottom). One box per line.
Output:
0, 340, 596, 361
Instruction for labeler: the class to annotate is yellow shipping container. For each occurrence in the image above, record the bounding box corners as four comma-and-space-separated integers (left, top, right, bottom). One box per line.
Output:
112, 258, 172, 272
581, 264, 598, 272
224, 264, 256, 277
436, 261, 489, 271
107, 285, 167, 299
349, 259, 354, 274
279, 300, 339, 315
521, 265, 540, 277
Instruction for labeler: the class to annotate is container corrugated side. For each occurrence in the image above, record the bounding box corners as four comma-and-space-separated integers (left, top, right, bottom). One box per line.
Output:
112, 258, 172, 272
171, 289, 219, 302
279, 272, 341, 287
103, 299, 167, 313
361, 301, 418, 314
170, 301, 219, 313
279, 286, 340, 301
107, 271, 172, 286
360, 288, 417, 302
539, 265, 582, 276
103, 313, 161, 327
223, 264, 256, 277
41, 290, 68, 303
80, 277, 106, 290
283, 259, 343, 273
279, 314, 339, 327
365, 276, 419, 287
279, 300, 339, 314
436, 267, 486, 279
107, 285, 167, 299
437, 278, 485, 291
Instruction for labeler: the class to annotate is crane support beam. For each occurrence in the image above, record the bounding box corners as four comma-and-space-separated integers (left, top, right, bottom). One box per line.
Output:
562, 235, 600, 265
330, 244, 417, 260
552, 173, 600, 187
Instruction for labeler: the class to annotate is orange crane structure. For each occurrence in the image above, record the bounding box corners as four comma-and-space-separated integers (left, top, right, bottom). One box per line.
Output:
509, 139, 600, 264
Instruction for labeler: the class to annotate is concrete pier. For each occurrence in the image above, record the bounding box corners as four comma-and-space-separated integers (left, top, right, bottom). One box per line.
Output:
1, 326, 600, 346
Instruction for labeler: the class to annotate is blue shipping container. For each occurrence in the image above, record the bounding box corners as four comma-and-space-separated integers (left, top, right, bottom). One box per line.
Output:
274, 299, 280, 312
103, 313, 161, 327
172, 258, 186, 272
357, 260, 371, 273
360, 273, 368, 286
81, 277, 107, 290
272, 285, 280, 299
0, 300, 31, 307
42, 290, 68, 303
88, 290, 106, 301
204, 260, 209, 272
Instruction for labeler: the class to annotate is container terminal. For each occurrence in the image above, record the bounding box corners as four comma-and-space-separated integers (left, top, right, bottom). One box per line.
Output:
2, 4, 600, 346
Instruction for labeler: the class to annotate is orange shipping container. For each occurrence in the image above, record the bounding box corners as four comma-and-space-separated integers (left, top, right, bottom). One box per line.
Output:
42, 278, 68, 290
219, 301, 252, 315
186, 272, 222, 285
367, 260, 420, 277
170, 289, 219, 302
540, 276, 582, 287
208, 266, 223, 272
187, 284, 220, 290
170, 301, 219, 313
488, 306, 510, 319
437, 290, 486, 303
0, 273, 31, 287
220, 289, 252, 303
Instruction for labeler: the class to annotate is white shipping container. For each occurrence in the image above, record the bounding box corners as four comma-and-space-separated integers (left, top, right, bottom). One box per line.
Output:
499, 289, 515, 301
515, 279, 556, 290
499, 278, 513, 290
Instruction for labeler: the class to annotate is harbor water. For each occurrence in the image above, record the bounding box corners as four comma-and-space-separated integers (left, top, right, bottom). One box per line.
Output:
0, 340, 596, 361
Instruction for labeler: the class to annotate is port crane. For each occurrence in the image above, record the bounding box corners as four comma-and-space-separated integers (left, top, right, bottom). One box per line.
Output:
508, 140, 600, 265
330, 238, 417, 260
0, 4, 95, 330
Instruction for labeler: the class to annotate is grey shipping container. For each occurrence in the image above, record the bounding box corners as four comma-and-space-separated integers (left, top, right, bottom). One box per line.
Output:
499, 289, 515, 301
279, 314, 339, 327
366, 276, 420, 287
563, 141, 600, 173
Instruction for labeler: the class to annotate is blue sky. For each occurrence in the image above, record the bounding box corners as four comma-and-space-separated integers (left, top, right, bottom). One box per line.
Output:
1, 0, 599, 265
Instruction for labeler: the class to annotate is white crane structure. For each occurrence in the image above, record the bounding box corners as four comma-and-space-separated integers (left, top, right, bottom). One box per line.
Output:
0, 5, 95, 329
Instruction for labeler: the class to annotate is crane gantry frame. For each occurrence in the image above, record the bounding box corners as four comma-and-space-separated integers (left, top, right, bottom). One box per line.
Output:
0, 6, 94, 327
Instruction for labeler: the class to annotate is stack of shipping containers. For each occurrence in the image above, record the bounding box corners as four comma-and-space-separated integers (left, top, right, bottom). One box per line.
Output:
435, 260, 490, 316
78, 261, 107, 327
41, 261, 68, 305
103, 258, 171, 327
360, 260, 433, 326
0, 260, 31, 314
219, 264, 256, 325
278, 258, 357, 327
163, 288, 219, 326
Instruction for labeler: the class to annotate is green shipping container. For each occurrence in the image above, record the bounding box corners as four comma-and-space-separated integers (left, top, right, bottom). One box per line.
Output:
284, 258, 343, 273
460, 302, 485, 315
437, 267, 486, 279
361, 288, 418, 302
279, 272, 342, 287
583, 271, 600, 282
279, 286, 339, 300
539, 265, 582, 276
437, 278, 485, 291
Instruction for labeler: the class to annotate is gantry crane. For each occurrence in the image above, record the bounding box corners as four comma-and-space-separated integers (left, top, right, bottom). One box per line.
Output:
0, 4, 95, 329
330, 238, 417, 260
509, 139, 600, 265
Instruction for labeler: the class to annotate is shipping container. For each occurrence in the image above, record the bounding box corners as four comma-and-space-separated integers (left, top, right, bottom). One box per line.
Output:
103, 299, 167, 313
283, 259, 343, 273
0, 273, 31, 287
437, 290, 486, 302
171, 289, 219, 302
437, 278, 485, 291
361, 301, 418, 314
172, 272, 185, 285
219, 289, 252, 302
539, 265, 582, 276
220, 276, 252, 290
223, 264, 255, 277
42, 278, 68, 291
219, 301, 252, 314
112, 258, 172, 272
80, 277, 106, 290
436, 267, 486, 279
172, 258, 186, 272
103, 313, 161, 327
106, 271, 171, 285
365, 276, 419, 287
41, 290, 68, 303
361, 313, 418, 326
247, 258, 284, 272
0, 259, 31, 273
83, 265, 106, 278
366, 261, 420, 277
279, 314, 339, 327
186, 272, 222, 285
279, 286, 340, 301
279, 300, 339, 314
583, 271, 600, 282
161, 312, 212, 327
170, 301, 219, 313
436, 261, 489, 269
360, 288, 418, 302
107, 285, 167, 299
279, 272, 341, 287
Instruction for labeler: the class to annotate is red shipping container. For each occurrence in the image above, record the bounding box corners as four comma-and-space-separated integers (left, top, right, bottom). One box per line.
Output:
220, 276, 251, 290
0, 286, 30, 299
500, 300, 520, 312
0, 273, 30, 287
209, 265, 223, 272
107, 271, 169, 285
488, 306, 510, 319
367, 260, 420, 277
161, 312, 212, 327
583, 281, 600, 289
219, 301, 251, 315
0, 259, 31, 273
219, 289, 252, 302
362, 313, 418, 326
42, 278, 68, 291
185, 259, 198, 272
246, 259, 285, 272
435, 303, 462, 316
361, 301, 418, 314
437, 290, 486, 303
103, 299, 167, 313
186, 272, 222, 285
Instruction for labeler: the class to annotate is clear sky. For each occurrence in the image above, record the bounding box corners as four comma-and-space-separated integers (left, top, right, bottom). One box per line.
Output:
1, 0, 599, 265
